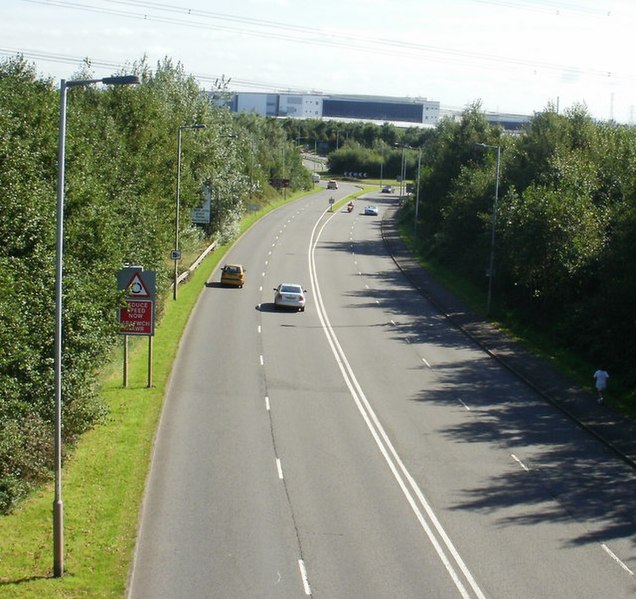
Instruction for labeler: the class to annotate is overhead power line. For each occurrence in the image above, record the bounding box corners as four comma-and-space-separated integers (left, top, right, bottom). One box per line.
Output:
0, 47, 322, 93
21, 0, 636, 82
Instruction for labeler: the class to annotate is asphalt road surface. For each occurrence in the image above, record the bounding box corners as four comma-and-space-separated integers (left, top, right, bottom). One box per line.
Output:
127, 184, 636, 598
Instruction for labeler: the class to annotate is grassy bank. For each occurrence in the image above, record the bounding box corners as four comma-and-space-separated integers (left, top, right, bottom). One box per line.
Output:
398, 217, 635, 420
0, 186, 332, 598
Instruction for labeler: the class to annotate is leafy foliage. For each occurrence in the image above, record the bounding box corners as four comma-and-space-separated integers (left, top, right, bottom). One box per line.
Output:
0, 55, 308, 512
410, 102, 636, 397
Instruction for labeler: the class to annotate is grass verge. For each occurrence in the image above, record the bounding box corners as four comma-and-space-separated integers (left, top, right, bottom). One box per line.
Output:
398, 218, 635, 419
0, 185, 350, 598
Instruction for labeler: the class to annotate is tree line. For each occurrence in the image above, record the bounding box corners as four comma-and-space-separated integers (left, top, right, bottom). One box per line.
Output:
0, 56, 310, 512
413, 102, 636, 399
2, 53, 634, 512
299, 104, 635, 410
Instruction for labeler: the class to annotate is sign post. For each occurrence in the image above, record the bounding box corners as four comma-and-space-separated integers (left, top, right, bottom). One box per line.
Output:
117, 266, 156, 387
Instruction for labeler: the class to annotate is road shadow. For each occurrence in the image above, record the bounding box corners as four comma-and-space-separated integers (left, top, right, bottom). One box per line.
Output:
318, 220, 636, 551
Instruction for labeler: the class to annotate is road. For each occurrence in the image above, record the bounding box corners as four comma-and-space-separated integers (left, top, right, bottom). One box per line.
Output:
128, 183, 636, 598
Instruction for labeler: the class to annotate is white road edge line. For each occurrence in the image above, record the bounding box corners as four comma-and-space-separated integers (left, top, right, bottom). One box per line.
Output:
602, 543, 634, 575
308, 211, 485, 599
298, 559, 312, 595
511, 454, 529, 472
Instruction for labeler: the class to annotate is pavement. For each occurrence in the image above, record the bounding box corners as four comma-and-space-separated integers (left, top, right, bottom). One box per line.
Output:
381, 204, 636, 469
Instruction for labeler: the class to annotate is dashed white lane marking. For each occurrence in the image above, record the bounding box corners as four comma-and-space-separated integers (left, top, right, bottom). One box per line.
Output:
421, 357, 432, 368
298, 560, 311, 595
390, 319, 396, 326
276, 458, 283, 479
265, 396, 270, 411
458, 399, 471, 411
511, 454, 529, 472
309, 209, 486, 599
258, 325, 261, 334
259, 355, 264, 366
602, 543, 634, 575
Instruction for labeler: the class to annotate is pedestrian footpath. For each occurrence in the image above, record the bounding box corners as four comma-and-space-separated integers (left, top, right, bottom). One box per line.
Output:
381, 205, 636, 468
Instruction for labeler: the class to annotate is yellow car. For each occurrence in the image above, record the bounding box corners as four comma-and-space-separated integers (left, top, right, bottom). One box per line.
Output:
220, 264, 246, 288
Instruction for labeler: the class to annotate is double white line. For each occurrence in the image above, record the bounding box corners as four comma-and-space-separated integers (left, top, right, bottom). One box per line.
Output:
307, 210, 486, 599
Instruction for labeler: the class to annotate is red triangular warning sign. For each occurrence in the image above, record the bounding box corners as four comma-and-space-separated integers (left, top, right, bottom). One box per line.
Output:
126, 273, 150, 297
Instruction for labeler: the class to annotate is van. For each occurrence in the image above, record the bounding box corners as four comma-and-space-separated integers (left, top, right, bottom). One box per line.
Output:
311, 173, 320, 183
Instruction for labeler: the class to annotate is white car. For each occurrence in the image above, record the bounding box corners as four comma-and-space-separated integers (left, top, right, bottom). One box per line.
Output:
364, 205, 379, 216
273, 283, 306, 311
327, 180, 338, 190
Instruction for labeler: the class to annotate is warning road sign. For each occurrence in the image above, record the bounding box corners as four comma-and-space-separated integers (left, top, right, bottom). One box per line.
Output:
119, 299, 154, 336
117, 266, 156, 336
126, 272, 150, 297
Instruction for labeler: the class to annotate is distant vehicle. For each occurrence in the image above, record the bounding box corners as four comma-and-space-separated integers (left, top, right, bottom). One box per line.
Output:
220, 264, 245, 287
273, 283, 306, 311
311, 173, 321, 183
364, 206, 379, 216
381, 185, 393, 193
327, 180, 338, 190
406, 183, 415, 194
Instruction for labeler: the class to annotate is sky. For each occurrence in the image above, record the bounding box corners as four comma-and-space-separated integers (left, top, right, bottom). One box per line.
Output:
2, 0, 635, 123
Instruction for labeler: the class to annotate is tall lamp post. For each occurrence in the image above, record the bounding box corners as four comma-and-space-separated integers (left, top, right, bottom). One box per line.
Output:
414, 146, 422, 239
54, 74, 140, 578
475, 143, 501, 315
379, 141, 384, 187
174, 124, 206, 300
393, 143, 407, 197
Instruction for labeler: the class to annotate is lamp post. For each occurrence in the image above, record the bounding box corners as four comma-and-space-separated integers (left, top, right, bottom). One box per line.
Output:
414, 146, 422, 239
54, 74, 139, 578
393, 143, 407, 197
174, 124, 206, 300
379, 141, 384, 187
475, 143, 501, 315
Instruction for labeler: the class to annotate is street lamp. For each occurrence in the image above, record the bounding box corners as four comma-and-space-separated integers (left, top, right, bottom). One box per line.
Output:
379, 141, 384, 187
54, 73, 140, 578
414, 146, 422, 239
400, 146, 409, 199
475, 143, 501, 315
174, 124, 206, 300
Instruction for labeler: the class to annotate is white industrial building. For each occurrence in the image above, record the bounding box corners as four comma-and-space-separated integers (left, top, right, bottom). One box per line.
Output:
229, 92, 440, 126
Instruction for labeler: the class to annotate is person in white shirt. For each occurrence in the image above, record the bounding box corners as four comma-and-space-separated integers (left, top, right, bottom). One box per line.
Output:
593, 369, 609, 404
